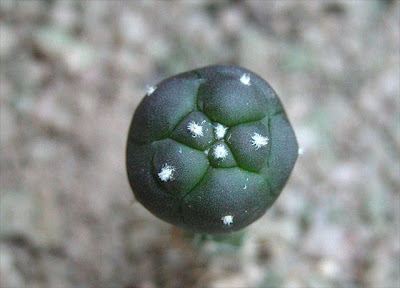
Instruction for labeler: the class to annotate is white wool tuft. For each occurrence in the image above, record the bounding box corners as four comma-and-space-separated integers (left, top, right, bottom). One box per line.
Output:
214, 123, 228, 140
213, 144, 228, 160
158, 164, 175, 182
187, 121, 204, 137
251, 132, 269, 150
240, 73, 251, 86
221, 215, 234, 226
146, 86, 156, 96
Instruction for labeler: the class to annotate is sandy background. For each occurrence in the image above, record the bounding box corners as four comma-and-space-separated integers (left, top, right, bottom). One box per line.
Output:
1, 1, 399, 287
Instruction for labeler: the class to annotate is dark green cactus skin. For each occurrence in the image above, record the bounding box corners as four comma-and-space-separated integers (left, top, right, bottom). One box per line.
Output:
126, 65, 298, 234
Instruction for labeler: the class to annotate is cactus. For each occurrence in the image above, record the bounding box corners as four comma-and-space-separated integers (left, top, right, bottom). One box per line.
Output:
126, 65, 298, 234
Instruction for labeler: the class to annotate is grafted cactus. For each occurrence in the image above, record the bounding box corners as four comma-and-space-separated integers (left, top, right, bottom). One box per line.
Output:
126, 65, 298, 234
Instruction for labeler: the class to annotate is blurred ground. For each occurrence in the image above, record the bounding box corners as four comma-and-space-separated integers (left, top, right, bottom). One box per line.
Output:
0, 1, 399, 287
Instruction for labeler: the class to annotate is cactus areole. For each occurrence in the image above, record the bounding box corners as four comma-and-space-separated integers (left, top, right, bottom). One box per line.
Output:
126, 65, 298, 234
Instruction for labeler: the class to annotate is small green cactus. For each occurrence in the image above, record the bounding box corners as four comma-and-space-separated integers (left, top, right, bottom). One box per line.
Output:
126, 65, 298, 234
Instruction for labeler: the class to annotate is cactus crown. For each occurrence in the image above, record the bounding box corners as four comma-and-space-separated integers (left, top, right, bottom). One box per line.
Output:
126, 65, 298, 234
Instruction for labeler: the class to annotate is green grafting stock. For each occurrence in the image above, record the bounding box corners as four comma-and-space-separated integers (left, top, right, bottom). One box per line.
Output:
126, 65, 298, 234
